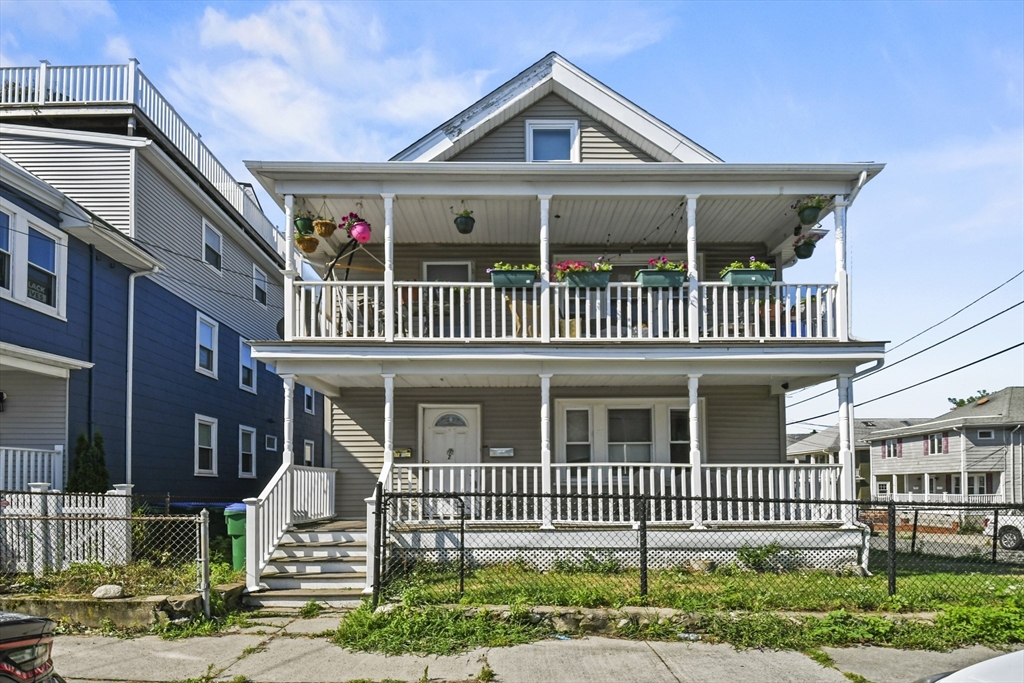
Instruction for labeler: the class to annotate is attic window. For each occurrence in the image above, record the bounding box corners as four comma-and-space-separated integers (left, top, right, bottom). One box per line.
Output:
526, 120, 580, 162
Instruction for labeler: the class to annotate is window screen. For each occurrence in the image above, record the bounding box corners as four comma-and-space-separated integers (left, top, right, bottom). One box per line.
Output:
607, 408, 652, 463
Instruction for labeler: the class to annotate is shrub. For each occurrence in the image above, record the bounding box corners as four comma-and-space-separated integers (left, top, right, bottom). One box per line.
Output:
67, 432, 111, 493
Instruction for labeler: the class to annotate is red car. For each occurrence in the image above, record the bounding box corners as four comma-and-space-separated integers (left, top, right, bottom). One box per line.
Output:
0, 613, 64, 683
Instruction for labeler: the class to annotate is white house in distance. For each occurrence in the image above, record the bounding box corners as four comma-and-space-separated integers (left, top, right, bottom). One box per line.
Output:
238, 53, 887, 605
869, 386, 1024, 504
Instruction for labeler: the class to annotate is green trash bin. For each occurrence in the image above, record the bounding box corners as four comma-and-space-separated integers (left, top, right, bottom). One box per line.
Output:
224, 503, 247, 571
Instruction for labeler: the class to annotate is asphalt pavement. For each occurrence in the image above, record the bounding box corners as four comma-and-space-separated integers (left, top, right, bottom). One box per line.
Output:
52, 614, 1018, 683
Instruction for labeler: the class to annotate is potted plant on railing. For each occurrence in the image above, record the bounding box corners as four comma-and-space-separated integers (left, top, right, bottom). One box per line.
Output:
554, 259, 612, 288
488, 262, 539, 288
793, 232, 824, 260
634, 256, 687, 287
792, 195, 832, 226
294, 217, 319, 254
720, 257, 775, 286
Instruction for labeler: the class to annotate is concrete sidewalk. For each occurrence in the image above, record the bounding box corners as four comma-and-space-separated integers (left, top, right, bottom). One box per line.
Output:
53, 614, 1009, 683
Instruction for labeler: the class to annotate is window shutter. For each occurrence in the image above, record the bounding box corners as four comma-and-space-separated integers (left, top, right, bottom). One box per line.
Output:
986, 473, 994, 493
923, 434, 930, 453
945, 474, 952, 492
897, 438, 903, 458
943, 432, 949, 454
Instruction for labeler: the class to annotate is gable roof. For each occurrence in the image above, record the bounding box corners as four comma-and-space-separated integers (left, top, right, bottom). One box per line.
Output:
391, 52, 722, 164
787, 418, 930, 456
867, 387, 1024, 440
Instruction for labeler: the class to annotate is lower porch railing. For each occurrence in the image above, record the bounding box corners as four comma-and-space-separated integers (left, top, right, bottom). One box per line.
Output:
879, 492, 1005, 505
244, 464, 336, 590
0, 447, 65, 491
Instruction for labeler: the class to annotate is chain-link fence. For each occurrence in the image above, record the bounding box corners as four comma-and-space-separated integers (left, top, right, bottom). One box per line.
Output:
373, 490, 1024, 611
0, 489, 211, 615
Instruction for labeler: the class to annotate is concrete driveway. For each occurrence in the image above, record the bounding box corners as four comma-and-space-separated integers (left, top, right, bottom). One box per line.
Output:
52, 614, 1015, 683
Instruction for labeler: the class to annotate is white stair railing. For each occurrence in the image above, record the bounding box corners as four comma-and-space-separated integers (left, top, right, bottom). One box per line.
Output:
0, 447, 64, 491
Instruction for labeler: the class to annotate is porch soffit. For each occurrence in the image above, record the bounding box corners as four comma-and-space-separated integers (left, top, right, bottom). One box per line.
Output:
0, 342, 94, 378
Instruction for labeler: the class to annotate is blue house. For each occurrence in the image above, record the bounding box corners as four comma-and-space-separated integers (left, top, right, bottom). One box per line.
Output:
0, 62, 324, 500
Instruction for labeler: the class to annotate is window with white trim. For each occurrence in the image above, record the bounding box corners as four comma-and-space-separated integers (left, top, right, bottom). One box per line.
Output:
564, 409, 591, 463
239, 426, 256, 478
607, 408, 653, 463
928, 433, 942, 455
967, 474, 987, 495
952, 475, 961, 494
203, 220, 222, 271
884, 439, 898, 459
265, 435, 278, 451
525, 119, 580, 162
669, 409, 690, 464
239, 341, 256, 393
422, 261, 473, 282
27, 228, 57, 307
0, 201, 69, 319
253, 264, 267, 305
877, 481, 890, 495
977, 429, 995, 440
196, 313, 218, 378
304, 385, 315, 414
0, 210, 10, 291
195, 415, 218, 476
303, 439, 314, 465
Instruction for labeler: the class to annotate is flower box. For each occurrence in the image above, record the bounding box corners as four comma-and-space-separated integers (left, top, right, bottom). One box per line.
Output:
635, 270, 686, 288
490, 270, 537, 288
563, 272, 611, 288
721, 269, 774, 287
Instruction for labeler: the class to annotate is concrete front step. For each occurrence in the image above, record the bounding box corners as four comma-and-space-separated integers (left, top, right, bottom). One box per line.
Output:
262, 572, 367, 590
242, 588, 365, 609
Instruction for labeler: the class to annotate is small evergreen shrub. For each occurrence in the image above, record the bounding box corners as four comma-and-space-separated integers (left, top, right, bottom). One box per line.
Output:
67, 432, 111, 493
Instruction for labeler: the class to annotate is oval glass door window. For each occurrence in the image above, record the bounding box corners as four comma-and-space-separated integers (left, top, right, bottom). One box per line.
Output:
434, 413, 468, 428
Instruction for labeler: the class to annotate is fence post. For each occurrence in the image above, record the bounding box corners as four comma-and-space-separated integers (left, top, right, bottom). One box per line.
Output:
108, 484, 133, 564
364, 490, 378, 596
53, 445, 64, 491
991, 509, 999, 564
459, 496, 466, 598
165, 492, 171, 514
243, 497, 260, 592
887, 500, 896, 597
910, 509, 919, 555
37, 61, 48, 105
199, 509, 211, 618
27, 483, 50, 578
638, 494, 648, 598
371, 483, 383, 609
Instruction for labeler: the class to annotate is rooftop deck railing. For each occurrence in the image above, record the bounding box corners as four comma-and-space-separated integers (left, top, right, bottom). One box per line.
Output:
0, 61, 287, 258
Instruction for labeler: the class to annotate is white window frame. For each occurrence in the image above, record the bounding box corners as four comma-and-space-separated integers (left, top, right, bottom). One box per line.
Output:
967, 474, 987, 495
195, 414, 218, 476
563, 407, 593, 463
252, 264, 267, 306
928, 433, 942, 455
607, 406, 655, 463
977, 429, 995, 440
668, 408, 691, 464
884, 439, 898, 459
0, 208, 12, 294
303, 385, 315, 414
238, 340, 257, 394
421, 260, 474, 282
555, 398, 706, 464
525, 119, 580, 163
238, 425, 256, 478
303, 439, 314, 466
202, 219, 223, 273
265, 434, 278, 451
877, 481, 890, 495
0, 199, 69, 320
195, 313, 219, 379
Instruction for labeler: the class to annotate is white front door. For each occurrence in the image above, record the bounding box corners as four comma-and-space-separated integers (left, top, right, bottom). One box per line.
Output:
422, 406, 480, 464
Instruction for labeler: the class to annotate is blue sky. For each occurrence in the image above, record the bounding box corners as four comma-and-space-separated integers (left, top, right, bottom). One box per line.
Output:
2, 0, 1022, 429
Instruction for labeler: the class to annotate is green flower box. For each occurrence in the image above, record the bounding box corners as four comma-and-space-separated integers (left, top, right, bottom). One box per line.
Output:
563, 272, 611, 288
635, 270, 687, 288
490, 270, 537, 288
721, 269, 775, 287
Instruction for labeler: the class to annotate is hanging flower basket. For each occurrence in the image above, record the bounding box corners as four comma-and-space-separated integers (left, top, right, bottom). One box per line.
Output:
454, 214, 475, 234
792, 195, 832, 226
794, 241, 816, 259
798, 206, 822, 226
294, 215, 314, 234
313, 219, 336, 238
295, 234, 319, 254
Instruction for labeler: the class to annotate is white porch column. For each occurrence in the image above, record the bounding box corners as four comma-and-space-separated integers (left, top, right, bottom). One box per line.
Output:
688, 375, 704, 528
870, 473, 878, 498
282, 375, 295, 467
833, 196, 851, 342
959, 428, 967, 500
383, 373, 395, 470
382, 194, 395, 342
283, 194, 296, 341
837, 376, 855, 525
540, 373, 553, 528
686, 196, 700, 343
539, 196, 552, 343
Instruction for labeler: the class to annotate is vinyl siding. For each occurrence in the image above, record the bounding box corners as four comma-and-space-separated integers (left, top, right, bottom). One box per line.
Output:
329, 384, 783, 518
0, 135, 132, 233
134, 156, 282, 342
0, 370, 66, 450
451, 94, 654, 163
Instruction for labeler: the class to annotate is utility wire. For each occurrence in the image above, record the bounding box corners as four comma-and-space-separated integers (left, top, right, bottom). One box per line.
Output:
787, 300, 1023, 408
786, 342, 1024, 425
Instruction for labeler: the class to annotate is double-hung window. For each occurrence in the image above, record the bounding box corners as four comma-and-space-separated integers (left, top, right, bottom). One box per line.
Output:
253, 265, 267, 305
239, 341, 256, 393
0, 201, 68, 318
884, 439, 898, 459
27, 228, 57, 306
195, 415, 218, 476
239, 426, 256, 478
0, 210, 10, 291
669, 409, 690, 464
928, 433, 942, 455
203, 220, 222, 271
304, 385, 315, 414
565, 409, 592, 463
196, 313, 218, 378
303, 440, 314, 466
967, 475, 988, 495
525, 119, 580, 162
607, 408, 652, 463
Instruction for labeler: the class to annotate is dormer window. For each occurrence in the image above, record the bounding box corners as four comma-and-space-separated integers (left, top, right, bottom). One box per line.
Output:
526, 120, 580, 162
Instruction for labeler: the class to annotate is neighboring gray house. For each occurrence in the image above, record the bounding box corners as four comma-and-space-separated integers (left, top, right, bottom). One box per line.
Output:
788, 418, 929, 500
868, 387, 1024, 504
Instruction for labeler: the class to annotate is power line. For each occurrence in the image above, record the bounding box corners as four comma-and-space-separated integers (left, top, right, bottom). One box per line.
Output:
786, 342, 1024, 425
787, 300, 1023, 408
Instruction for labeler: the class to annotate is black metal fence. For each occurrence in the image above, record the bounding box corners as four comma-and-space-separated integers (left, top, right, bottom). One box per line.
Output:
373, 489, 1024, 611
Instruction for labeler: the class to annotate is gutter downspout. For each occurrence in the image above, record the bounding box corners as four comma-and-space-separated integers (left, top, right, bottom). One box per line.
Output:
125, 264, 161, 485
1011, 425, 1021, 504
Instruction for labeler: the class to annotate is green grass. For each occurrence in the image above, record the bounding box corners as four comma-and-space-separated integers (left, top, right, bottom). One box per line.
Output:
1, 560, 243, 598
152, 611, 253, 640
299, 599, 324, 619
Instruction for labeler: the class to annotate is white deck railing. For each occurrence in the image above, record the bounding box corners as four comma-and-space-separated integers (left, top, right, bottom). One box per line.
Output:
879, 492, 1005, 505
244, 464, 335, 590
0, 447, 64, 491
389, 463, 544, 523
0, 62, 286, 258
702, 464, 842, 522
289, 280, 842, 343
552, 464, 693, 523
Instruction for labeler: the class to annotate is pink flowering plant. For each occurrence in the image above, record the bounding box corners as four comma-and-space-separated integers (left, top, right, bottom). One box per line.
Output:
639, 256, 687, 274
720, 256, 773, 278
791, 195, 832, 211
793, 232, 824, 247
553, 258, 612, 281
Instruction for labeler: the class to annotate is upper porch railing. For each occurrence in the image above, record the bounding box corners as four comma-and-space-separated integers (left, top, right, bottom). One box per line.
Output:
0, 62, 286, 258
292, 280, 838, 342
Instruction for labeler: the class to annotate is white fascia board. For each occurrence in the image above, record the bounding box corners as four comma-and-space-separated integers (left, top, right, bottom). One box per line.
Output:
67, 222, 161, 271
401, 132, 454, 164
868, 415, 1009, 438
139, 144, 283, 273
0, 122, 148, 150
0, 341, 94, 377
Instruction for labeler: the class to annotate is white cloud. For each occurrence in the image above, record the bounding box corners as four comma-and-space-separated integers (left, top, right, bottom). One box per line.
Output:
0, 0, 114, 37
103, 35, 134, 63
